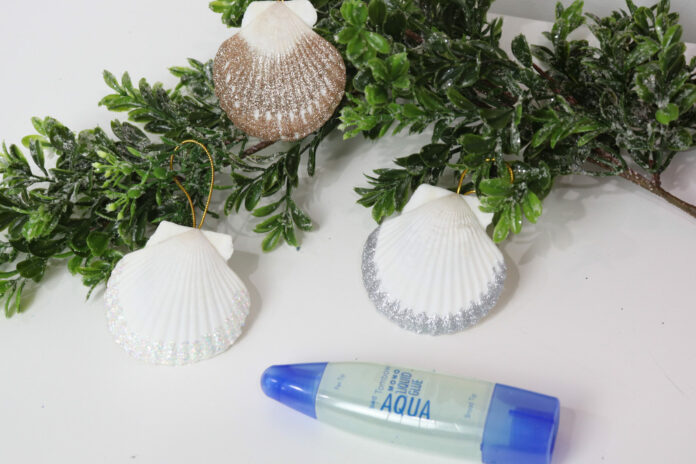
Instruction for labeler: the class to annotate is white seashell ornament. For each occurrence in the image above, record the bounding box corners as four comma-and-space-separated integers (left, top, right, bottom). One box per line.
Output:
105, 141, 250, 365
213, 0, 346, 142
362, 185, 506, 335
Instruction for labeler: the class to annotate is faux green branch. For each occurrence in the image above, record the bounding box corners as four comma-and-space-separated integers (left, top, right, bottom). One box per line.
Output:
1, 0, 695, 316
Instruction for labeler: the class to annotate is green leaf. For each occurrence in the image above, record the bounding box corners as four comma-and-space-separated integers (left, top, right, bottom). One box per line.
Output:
28, 238, 67, 258
86, 231, 110, 257
577, 131, 601, 147
661, 42, 686, 77
28, 139, 47, 175
511, 34, 533, 67
446, 88, 476, 111
371, 191, 395, 223
17, 257, 46, 282
626, 40, 660, 68
4, 282, 21, 318
392, 75, 410, 90
666, 128, 692, 151
626, 0, 638, 14
245, 182, 264, 211
368, 0, 387, 25
365, 84, 389, 106
365, 32, 390, 54
532, 122, 559, 147
255, 214, 282, 233
347, 35, 367, 60
384, 11, 406, 37
419, 144, 449, 168
387, 53, 409, 78
479, 179, 513, 197
510, 203, 523, 234
341, 0, 368, 26
0, 270, 19, 279
252, 201, 281, 217
460, 134, 495, 155
127, 186, 144, 199
21, 206, 60, 242
662, 25, 682, 48
261, 227, 283, 252
290, 201, 313, 232
415, 87, 446, 112
283, 225, 299, 248
367, 58, 389, 82
402, 103, 425, 118
103, 70, 121, 92
68, 255, 82, 275
21, 135, 44, 149
31, 117, 45, 135
656, 103, 679, 125
522, 191, 543, 223
152, 167, 168, 180
480, 108, 514, 130
492, 211, 511, 243
550, 121, 571, 148
336, 26, 359, 44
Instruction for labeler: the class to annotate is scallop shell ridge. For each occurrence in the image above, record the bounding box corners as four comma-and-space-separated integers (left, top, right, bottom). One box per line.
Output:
213, 2, 346, 142
361, 192, 506, 335
105, 229, 250, 365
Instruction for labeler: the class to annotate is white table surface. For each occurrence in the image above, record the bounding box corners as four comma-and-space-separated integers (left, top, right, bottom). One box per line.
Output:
1, 2, 695, 463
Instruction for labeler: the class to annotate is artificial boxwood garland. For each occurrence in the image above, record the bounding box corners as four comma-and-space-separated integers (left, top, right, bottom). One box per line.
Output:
1, 0, 694, 316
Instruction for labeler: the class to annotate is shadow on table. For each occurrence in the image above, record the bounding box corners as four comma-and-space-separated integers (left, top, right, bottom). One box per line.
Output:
228, 250, 261, 341
506, 174, 632, 266
553, 406, 576, 463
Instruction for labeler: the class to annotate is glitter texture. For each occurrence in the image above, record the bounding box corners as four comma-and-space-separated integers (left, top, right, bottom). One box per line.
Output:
362, 228, 507, 336
213, 2, 346, 142
105, 263, 251, 366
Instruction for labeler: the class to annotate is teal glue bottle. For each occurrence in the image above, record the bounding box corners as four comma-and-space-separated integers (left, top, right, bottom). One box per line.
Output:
261, 362, 560, 464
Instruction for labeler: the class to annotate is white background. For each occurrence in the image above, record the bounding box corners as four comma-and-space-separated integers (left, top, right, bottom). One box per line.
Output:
1, 1, 695, 464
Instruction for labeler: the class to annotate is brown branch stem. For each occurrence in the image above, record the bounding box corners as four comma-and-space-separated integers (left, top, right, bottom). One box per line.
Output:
404, 29, 424, 44
241, 140, 274, 159
618, 169, 696, 219
591, 149, 696, 219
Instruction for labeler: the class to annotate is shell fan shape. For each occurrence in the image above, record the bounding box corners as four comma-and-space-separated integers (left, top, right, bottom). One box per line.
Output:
105, 222, 250, 366
213, 0, 346, 142
362, 185, 507, 336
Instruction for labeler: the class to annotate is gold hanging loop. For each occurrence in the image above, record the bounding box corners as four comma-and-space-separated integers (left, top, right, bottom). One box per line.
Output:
456, 169, 469, 195
169, 140, 215, 229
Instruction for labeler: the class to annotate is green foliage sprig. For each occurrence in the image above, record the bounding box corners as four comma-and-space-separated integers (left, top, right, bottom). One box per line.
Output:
2, 0, 695, 315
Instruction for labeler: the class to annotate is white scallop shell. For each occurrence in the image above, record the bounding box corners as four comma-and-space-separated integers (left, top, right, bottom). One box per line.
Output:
362, 185, 506, 335
241, 0, 317, 28
213, 0, 346, 142
105, 221, 250, 366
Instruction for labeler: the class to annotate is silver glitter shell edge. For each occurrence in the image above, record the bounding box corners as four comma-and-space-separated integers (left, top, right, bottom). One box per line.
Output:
361, 228, 506, 336
104, 264, 250, 366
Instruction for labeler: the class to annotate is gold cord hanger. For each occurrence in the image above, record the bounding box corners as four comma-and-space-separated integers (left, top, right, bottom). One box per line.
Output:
456, 159, 514, 196
169, 140, 215, 229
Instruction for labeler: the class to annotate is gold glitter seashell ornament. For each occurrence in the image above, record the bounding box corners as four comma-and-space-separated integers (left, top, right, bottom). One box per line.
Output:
213, 0, 346, 142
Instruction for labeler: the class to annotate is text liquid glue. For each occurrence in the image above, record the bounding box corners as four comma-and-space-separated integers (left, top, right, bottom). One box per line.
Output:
261, 362, 560, 464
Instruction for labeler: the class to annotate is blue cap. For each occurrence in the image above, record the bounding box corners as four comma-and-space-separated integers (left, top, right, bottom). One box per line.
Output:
481, 384, 560, 464
261, 363, 328, 419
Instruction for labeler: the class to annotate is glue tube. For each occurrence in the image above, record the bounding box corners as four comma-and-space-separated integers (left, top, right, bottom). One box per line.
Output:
261, 362, 560, 464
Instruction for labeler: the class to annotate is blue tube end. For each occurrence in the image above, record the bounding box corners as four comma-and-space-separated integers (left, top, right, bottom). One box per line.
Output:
481, 384, 560, 464
261, 363, 328, 419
